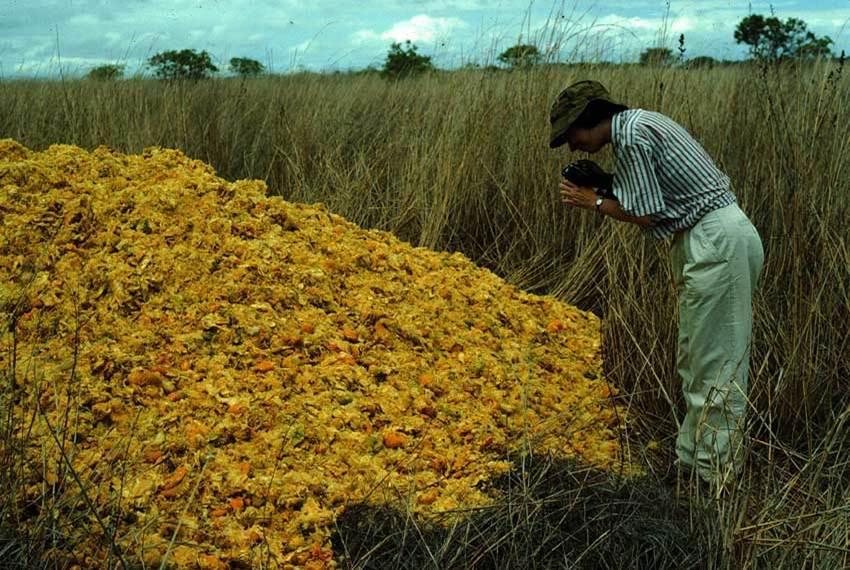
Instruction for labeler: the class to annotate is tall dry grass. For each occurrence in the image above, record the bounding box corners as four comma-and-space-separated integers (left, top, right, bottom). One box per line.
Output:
1, 60, 848, 567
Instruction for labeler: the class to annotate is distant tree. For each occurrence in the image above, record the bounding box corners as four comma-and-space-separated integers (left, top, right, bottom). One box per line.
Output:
687, 56, 717, 69
734, 15, 833, 61
147, 49, 219, 80
229, 57, 265, 77
380, 41, 434, 79
639, 47, 675, 66
86, 64, 125, 80
497, 44, 542, 68
795, 35, 835, 59
354, 65, 381, 77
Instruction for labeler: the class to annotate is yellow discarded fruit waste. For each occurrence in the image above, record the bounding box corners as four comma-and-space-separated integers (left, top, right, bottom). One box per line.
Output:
0, 139, 631, 568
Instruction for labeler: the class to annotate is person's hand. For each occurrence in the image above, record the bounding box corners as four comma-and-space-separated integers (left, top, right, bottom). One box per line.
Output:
559, 179, 597, 210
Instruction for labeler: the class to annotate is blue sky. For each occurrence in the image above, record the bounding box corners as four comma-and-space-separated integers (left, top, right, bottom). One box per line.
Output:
1, 0, 848, 77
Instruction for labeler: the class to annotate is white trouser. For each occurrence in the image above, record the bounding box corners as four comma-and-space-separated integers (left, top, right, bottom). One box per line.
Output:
670, 203, 764, 484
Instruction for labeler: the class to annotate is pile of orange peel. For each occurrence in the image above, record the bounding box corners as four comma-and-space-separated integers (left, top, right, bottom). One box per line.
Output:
0, 140, 629, 569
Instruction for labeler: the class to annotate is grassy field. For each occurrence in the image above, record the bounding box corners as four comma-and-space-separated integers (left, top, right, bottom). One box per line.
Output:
1, 59, 849, 568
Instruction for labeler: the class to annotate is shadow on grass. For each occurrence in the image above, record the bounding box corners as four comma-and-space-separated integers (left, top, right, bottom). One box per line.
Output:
332, 453, 712, 570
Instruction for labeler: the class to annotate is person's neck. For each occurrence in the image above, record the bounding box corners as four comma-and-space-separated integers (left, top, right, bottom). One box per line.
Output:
600, 117, 613, 146
587, 118, 613, 151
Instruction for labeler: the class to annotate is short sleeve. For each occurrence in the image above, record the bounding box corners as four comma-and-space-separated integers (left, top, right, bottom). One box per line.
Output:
613, 142, 665, 217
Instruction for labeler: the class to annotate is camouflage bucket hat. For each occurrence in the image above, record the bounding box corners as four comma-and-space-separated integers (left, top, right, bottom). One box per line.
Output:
548, 80, 625, 149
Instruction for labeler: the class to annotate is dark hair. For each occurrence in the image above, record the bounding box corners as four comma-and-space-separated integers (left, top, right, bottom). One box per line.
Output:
570, 99, 628, 130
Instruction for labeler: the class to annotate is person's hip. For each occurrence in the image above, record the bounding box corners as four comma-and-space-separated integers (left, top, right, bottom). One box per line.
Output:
672, 203, 759, 247
671, 203, 764, 287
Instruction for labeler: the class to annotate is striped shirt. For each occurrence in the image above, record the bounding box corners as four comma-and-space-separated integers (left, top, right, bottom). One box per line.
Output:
611, 109, 736, 239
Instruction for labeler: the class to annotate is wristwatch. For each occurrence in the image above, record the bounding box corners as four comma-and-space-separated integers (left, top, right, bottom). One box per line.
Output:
595, 195, 604, 212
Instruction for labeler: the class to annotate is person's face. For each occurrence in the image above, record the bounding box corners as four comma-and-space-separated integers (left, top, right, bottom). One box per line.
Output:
565, 124, 606, 154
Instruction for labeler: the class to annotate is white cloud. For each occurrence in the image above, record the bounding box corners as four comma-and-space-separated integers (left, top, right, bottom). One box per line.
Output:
104, 32, 123, 45
591, 10, 730, 46
288, 39, 313, 54
353, 14, 468, 46
671, 17, 694, 33
352, 30, 381, 44
792, 10, 850, 30
595, 14, 659, 32
67, 14, 100, 28
383, 0, 486, 9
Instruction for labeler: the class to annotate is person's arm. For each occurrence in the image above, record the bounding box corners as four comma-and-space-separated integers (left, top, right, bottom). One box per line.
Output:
559, 180, 654, 228
597, 197, 654, 228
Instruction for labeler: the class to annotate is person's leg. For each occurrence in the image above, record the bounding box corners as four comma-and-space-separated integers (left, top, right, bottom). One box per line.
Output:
675, 204, 763, 484
670, 234, 696, 469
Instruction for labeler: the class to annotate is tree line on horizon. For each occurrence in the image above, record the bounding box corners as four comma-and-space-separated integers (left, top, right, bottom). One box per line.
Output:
85, 13, 841, 81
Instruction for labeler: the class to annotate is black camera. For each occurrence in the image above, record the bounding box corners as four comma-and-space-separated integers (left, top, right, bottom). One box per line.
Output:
561, 160, 615, 199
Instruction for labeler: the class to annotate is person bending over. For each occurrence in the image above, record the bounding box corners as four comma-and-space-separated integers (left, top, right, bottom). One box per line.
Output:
551, 80, 764, 487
